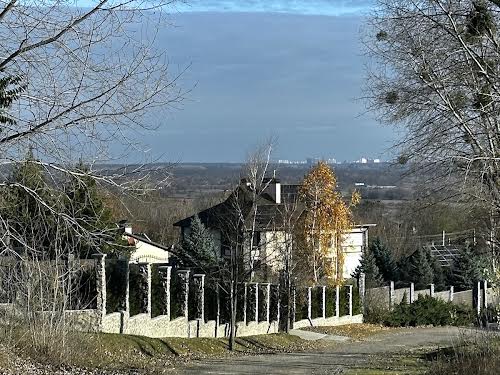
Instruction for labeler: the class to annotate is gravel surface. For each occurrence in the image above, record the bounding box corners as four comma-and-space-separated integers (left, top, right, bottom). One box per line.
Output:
177, 327, 478, 374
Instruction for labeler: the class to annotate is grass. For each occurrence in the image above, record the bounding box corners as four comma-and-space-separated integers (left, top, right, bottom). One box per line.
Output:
425, 333, 500, 375
301, 323, 398, 340
0, 331, 330, 373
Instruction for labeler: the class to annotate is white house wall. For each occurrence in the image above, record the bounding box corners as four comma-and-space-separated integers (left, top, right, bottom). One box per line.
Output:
129, 240, 169, 264
340, 230, 367, 279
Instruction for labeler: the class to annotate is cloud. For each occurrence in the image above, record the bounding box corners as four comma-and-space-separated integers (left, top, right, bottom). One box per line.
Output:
174, 0, 374, 16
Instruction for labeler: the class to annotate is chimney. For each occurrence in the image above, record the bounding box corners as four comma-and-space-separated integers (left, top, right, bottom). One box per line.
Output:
263, 177, 281, 204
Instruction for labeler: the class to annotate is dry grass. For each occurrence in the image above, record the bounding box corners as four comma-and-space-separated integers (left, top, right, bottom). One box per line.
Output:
426, 332, 500, 375
301, 323, 397, 340
0, 331, 330, 373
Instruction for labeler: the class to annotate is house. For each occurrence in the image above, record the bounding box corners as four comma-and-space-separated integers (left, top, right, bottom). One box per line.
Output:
122, 224, 171, 264
174, 177, 375, 280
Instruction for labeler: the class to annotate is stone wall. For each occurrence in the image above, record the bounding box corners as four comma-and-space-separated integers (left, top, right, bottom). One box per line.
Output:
367, 280, 495, 314
0, 254, 365, 339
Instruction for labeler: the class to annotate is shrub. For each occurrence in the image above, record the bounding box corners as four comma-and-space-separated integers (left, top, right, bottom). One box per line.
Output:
339, 286, 349, 316
385, 295, 475, 327
325, 286, 335, 317
294, 288, 309, 321
310, 287, 322, 319
352, 287, 361, 315
364, 304, 390, 324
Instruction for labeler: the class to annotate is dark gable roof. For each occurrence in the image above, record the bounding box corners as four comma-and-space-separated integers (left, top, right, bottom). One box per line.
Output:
173, 183, 304, 230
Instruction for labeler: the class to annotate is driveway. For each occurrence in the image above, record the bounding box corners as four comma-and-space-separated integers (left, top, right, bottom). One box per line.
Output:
177, 327, 476, 374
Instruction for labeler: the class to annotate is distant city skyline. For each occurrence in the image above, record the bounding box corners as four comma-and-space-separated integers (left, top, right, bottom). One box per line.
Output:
277, 156, 383, 165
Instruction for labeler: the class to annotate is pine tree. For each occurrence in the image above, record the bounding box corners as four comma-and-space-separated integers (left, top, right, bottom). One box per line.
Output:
450, 242, 485, 291
5, 150, 57, 254
352, 247, 383, 288
182, 215, 219, 269
370, 237, 398, 282
427, 250, 446, 291
405, 247, 434, 289
63, 162, 119, 258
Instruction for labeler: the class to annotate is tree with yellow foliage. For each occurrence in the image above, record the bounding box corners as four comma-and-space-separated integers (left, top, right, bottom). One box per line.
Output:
299, 161, 360, 285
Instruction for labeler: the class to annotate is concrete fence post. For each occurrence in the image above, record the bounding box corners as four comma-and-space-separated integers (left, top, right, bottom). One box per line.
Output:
255, 283, 260, 322
474, 281, 481, 315
177, 270, 190, 320
429, 283, 435, 298
158, 265, 172, 319
347, 285, 353, 317
321, 286, 326, 319
215, 284, 220, 337
92, 253, 107, 325
307, 287, 312, 320
137, 262, 152, 316
409, 283, 415, 303
251, 283, 259, 322
275, 285, 281, 325
389, 281, 395, 310
193, 274, 205, 322
359, 273, 366, 313
123, 260, 130, 314
482, 280, 488, 309
449, 286, 454, 302
243, 282, 248, 325
335, 285, 340, 318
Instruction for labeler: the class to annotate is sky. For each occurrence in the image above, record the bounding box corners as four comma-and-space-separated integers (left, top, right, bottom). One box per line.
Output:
115, 0, 397, 163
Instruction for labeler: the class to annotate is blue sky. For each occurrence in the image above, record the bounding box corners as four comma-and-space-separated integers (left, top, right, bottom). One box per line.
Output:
81, 1, 395, 163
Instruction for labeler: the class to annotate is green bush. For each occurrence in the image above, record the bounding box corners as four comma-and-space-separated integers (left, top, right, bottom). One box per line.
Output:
385, 295, 475, 327
364, 304, 390, 324
294, 288, 308, 321
105, 260, 126, 313
311, 287, 322, 319
325, 286, 335, 317
339, 286, 349, 316
352, 287, 361, 315
151, 264, 163, 318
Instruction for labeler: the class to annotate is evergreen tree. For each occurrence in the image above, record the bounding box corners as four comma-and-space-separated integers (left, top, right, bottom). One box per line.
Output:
182, 215, 219, 269
427, 250, 446, 291
450, 242, 485, 291
63, 163, 120, 258
352, 247, 383, 288
405, 247, 434, 289
370, 237, 398, 282
5, 150, 58, 255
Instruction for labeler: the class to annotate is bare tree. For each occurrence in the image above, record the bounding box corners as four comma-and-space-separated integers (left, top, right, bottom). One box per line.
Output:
364, 0, 500, 266
0, 0, 186, 356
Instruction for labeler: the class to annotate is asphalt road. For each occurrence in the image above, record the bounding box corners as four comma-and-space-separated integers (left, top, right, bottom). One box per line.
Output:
177, 327, 478, 374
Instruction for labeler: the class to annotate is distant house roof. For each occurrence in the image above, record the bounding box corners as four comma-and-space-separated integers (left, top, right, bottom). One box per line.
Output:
173, 182, 304, 231
173, 181, 376, 234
